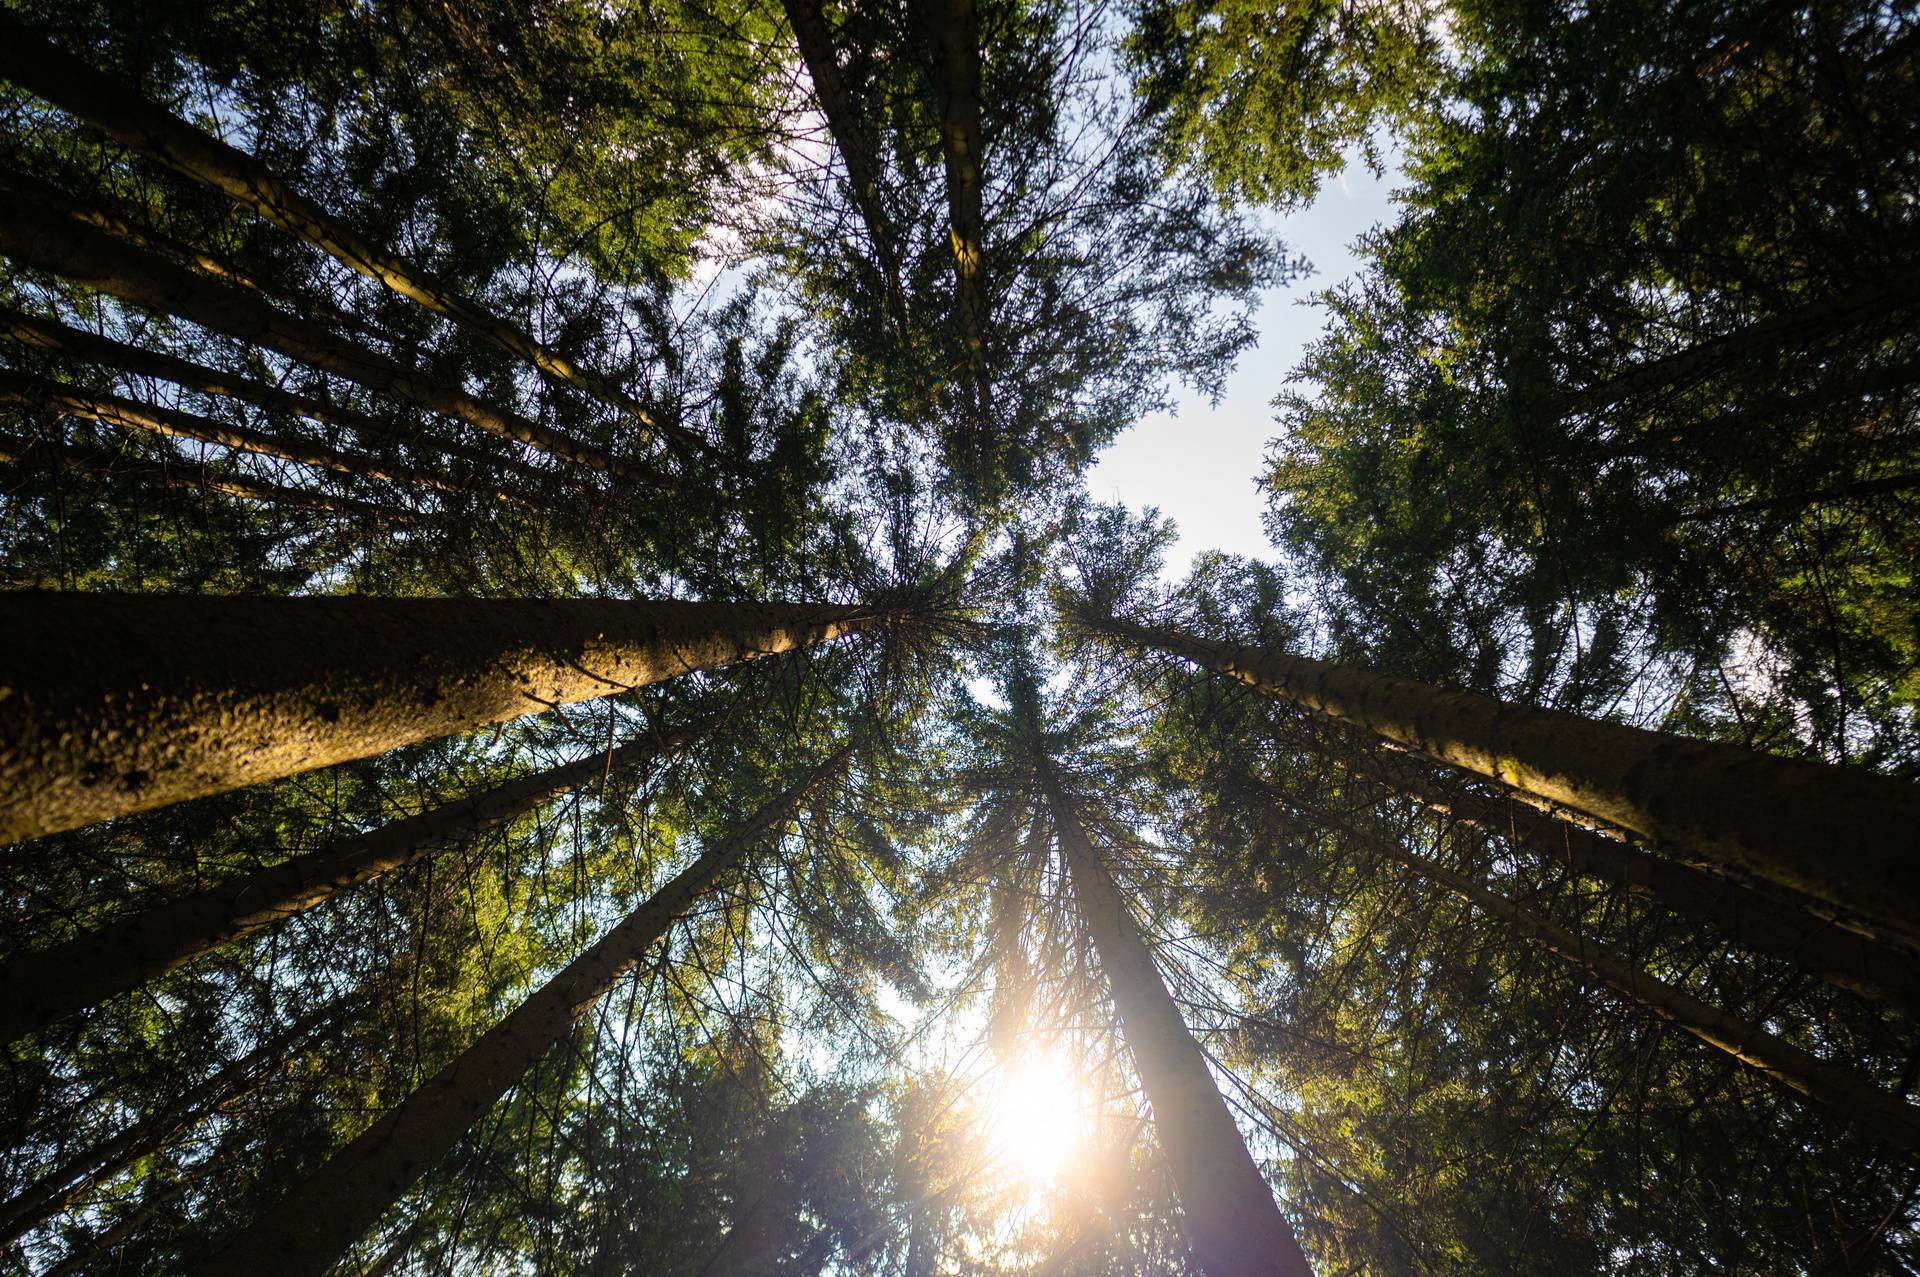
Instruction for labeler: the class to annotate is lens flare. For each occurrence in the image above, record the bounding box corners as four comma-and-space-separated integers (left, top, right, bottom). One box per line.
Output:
987, 1055, 1082, 1182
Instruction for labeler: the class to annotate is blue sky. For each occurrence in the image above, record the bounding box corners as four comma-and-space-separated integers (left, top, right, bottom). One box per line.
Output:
1085, 154, 1400, 576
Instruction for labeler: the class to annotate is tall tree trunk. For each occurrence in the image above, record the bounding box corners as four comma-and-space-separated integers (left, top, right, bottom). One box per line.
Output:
912, 0, 991, 424
1344, 747, 1920, 1016
1039, 766, 1312, 1277
0, 34, 704, 457
0, 719, 705, 1043
191, 747, 849, 1277
782, 0, 909, 326
1084, 611, 1920, 950
0, 428, 417, 523
0, 593, 894, 841
0, 304, 544, 487
0, 177, 631, 475
1309, 799, 1920, 1159
0, 369, 492, 499
0, 996, 347, 1247
1560, 267, 1920, 416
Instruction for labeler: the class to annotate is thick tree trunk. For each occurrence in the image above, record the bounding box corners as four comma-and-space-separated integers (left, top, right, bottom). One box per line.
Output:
1382, 834, 1920, 1160
0, 593, 890, 841
191, 748, 849, 1277
1040, 767, 1312, 1277
782, 0, 908, 322
0, 720, 704, 1043
0, 305, 544, 487
1086, 612, 1920, 950
1348, 749, 1920, 1016
0, 178, 630, 475
0, 369, 487, 498
0, 428, 417, 523
0, 34, 704, 457
0, 996, 344, 1247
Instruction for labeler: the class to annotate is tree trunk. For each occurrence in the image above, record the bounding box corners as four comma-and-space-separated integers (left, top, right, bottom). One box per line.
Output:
0, 592, 892, 841
782, 0, 909, 325
1347, 748, 1920, 1016
0, 369, 490, 499
0, 428, 417, 523
0, 996, 346, 1247
0, 720, 705, 1043
1085, 612, 1920, 950
1561, 268, 1920, 416
1375, 828, 1920, 1160
1674, 470, 1920, 522
1039, 766, 1312, 1277
190, 747, 849, 1277
0, 34, 704, 458
0, 177, 630, 475
912, 0, 991, 422
0, 304, 544, 488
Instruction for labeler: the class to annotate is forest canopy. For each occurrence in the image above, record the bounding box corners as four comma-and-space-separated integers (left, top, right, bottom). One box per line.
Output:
0, 0, 1916, 1274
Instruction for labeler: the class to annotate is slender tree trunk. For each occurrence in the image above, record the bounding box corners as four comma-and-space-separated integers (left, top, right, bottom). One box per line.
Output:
1561, 268, 1920, 416
1039, 766, 1312, 1277
0, 720, 705, 1043
782, 0, 909, 325
1346, 748, 1920, 1016
0, 996, 345, 1246
0, 428, 417, 523
0, 34, 704, 457
1085, 612, 1920, 950
0, 304, 544, 487
1674, 470, 1920, 522
0, 178, 631, 475
191, 748, 849, 1277
0, 592, 893, 841
912, 0, 991, 421
1365, 824, 1920, 1159
0, 369, 489, 498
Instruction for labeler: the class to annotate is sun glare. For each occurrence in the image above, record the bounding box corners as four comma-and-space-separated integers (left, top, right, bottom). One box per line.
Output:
986, 1055, 1084, 1182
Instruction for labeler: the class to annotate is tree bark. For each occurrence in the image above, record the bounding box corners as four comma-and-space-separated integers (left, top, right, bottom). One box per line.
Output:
0, 720, 705, 1043
0, 178, 631, 475
1085, 612, 1920, 951
0, 369, 489, 499
1347, 748, 1920, 1017
781, 0, 909, 324
1039, 766, 1312, 1277
0, 33, 705, 457
0, 592, 892, 841
0, 428, 417, 523
190, 747, 849, 1277
0, 996, 345, 1247
0, 304, 544, 488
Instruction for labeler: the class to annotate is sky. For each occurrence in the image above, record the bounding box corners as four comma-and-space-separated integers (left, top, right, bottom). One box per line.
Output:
1084, 154, 1401, 577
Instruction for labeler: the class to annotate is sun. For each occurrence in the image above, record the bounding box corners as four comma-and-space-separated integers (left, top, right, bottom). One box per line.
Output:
986, 1054, 1084, 1182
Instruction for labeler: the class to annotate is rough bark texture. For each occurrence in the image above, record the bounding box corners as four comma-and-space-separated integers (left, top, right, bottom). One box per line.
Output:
0, 428, 415, 522
1352, 750, 1920, 1016
0, 997, 342, 1247
0, 369, 478, 497
0, 33, 704, 456
0, 721, 703, 1042
0, 179, 628, 473
0, 304, 544, 488
782, 0, 908, 320
1384, 835, 1920, 1160
192, 748, 849, 1277
1040, 767, 1312, 1277
0, 593, 885, 841
1091, 613, 1920, 950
